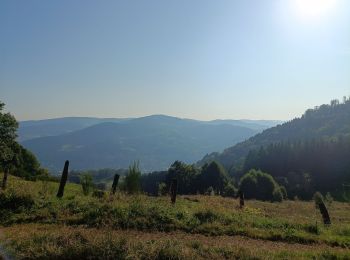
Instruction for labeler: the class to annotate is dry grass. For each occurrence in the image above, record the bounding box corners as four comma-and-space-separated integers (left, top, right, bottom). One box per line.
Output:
2, 224, 350, 259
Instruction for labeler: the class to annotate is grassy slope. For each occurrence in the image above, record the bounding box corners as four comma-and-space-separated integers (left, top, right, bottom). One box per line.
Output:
0, 174, 350, 259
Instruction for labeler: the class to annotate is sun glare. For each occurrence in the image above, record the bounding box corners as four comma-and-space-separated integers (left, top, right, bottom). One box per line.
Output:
294, 0, 337, 20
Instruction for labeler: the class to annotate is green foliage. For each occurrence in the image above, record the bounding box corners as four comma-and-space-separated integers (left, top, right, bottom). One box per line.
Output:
0, 101, 18, 165
141, 171, 167, 195
205, 186, 215, 196
280, 186, 288, 200
243, 137, 350, 200
198, 161, 230, 194
200, 99, 350, 183
240, 169, 283, 202
223, 183, 237, 197
80, 173, 93, 196
144, 160, 236, 196
0, 101, 49, 181
272, 188, 283, 202
0, 188, 34, 219
92, 190, 106, 199
124, 161, 141, 194
157, 182, 167, 196
167, 161, 199, 194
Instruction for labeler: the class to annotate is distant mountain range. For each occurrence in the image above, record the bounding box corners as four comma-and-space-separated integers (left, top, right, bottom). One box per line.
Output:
19, 115, 282, 172
198, 100, 350, 175
18, 117, 130, 142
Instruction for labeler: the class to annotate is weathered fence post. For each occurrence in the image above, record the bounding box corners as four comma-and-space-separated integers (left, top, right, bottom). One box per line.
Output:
170, 178, 178, 204
318, 200, 331, 225
111, 174, 120, 195
57, 160, 69, 198
238, 190, 244, 209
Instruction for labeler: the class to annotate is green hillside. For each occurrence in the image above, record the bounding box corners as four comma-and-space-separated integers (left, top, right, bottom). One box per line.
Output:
199, 99, 350, 175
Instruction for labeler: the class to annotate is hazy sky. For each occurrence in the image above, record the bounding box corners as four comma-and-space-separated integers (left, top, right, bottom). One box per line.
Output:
1, 0, 349, 121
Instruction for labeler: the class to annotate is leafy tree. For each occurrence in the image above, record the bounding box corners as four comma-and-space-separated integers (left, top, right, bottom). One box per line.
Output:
124, 161, 141, 194
166, 161, 199, 194
0, 101, 19, 188
240, 169, 283, 202
198, 161, 230, 194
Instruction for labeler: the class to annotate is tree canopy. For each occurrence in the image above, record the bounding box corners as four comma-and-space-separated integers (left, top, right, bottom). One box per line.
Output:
0, 101, 48, 180
240, 169, 283, 202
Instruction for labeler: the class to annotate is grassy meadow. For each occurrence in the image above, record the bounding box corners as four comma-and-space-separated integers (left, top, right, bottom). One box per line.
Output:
0, 174, 350, 259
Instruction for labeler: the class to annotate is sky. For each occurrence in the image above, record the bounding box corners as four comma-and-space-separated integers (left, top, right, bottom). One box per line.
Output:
1, 0, 349, 121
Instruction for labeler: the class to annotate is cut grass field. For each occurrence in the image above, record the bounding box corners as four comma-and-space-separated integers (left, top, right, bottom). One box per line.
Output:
0, 174, 349, 259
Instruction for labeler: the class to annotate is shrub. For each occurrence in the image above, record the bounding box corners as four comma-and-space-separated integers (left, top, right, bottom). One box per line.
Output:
80, 173, 93, 196
205, 186, 215, 196
272, 188, 283, 202
0, 189, 34, 215
124, 162, 141, 194
280, 186, 288, 200
194, 209, 218, 223
157, 182, 168, 196
223, 183, 237, 197
240, 169, 282, 202
92, 190, 106, 199
198, 161, 230, 194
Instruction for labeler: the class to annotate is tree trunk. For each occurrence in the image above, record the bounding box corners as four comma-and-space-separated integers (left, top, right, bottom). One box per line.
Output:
111, 174, 120, 195
57, 160, 69, 198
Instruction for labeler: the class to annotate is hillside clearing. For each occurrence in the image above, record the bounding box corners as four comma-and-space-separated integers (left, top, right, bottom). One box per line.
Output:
0, 175, 349, 259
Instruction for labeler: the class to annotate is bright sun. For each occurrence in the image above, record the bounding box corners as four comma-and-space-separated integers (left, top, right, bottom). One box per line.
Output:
294, 0, 337, 20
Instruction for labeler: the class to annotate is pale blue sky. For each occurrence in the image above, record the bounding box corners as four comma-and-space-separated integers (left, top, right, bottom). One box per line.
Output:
1, 0, 349, 121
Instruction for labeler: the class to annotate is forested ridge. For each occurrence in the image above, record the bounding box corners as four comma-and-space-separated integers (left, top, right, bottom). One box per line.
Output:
199, 98, 350, 176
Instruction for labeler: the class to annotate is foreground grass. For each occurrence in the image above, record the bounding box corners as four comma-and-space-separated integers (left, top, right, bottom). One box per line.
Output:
2, 224, 350, 259
0, 174, 350, 259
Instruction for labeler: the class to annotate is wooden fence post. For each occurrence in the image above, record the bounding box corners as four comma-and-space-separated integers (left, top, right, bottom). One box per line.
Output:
57, 160, 69, 198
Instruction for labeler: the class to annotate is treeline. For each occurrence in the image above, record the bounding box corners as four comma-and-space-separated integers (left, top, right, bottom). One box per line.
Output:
243, 137, 350, 200
141, 161, 236, 197
141, 161, 286, 202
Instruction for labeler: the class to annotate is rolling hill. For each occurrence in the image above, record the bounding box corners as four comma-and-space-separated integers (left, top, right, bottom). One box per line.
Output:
21, 115, 281, 172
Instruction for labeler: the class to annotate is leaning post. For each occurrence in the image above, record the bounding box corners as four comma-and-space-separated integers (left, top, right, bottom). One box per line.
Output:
57, 160, 69, 198
111, 174, 120, 195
